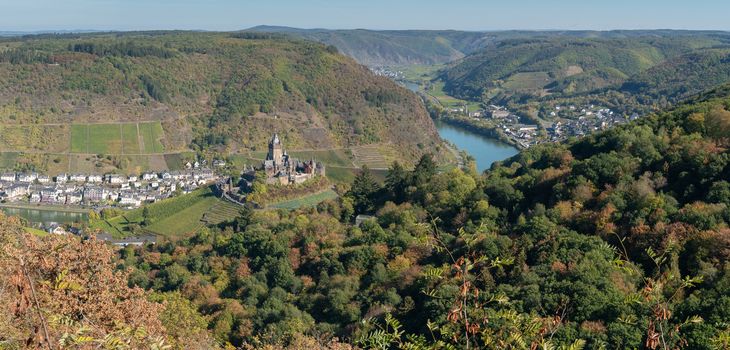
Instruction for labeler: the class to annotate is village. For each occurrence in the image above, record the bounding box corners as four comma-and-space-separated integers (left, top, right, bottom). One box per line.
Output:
0, 162, 221, 210
455, 103, 639, 148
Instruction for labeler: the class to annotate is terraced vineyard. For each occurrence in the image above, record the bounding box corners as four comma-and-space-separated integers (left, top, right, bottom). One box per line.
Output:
201, 200, 243, 225
70, 121, 166, 154
351, 145, 389, 169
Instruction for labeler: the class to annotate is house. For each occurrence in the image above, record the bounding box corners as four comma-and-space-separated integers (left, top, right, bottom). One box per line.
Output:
161, 172, 171, 180
0, 173, 16, 182
37, 175, 51, 184
491, 110, 510, 119
4, 184, 29, 200
29, 192, 41, 203
87, 174, 103, 183
184, 162, 192, 169
141, 172, 158, 181
118, 193, 141, 207
193, 161, 200, 169
70, 174, 87, 182
56, 174, 69, 183
106, 174, 126, 185
518, 125, 538, 132
212, 160, 227, 168
83, 187, 107, 203
18, 173, 38, 183
128, 175, 138, 182
46, 224, 67, 235
65, 192, 83, 205
40, 188, 59, 204
355, 215, 375, 227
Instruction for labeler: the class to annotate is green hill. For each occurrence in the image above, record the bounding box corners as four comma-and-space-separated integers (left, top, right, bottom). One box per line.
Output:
439, 34, 730, 104
0, 31, 447, 174
102, 85, 730, 348
248, 26, 491, 66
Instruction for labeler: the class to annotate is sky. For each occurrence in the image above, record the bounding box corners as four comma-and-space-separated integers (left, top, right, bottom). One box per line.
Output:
0, 0, 728, 32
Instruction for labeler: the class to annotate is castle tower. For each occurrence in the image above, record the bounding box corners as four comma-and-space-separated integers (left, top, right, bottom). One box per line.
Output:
268, 133, 283, 165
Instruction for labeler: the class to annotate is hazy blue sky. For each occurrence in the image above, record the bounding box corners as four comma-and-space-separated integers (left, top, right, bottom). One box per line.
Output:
1, 0, 728, 32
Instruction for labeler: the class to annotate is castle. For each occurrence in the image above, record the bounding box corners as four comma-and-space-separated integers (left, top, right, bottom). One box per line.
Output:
263, 133, 325, 185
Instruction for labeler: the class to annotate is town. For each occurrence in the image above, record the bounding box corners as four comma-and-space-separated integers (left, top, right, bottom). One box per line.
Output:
0, 163, 221, 209
449, 103, 639, 149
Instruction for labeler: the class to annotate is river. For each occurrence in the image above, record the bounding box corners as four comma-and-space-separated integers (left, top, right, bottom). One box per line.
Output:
435, 121, 519, 172
0, 206, 88, 225
400, 80, 520, 171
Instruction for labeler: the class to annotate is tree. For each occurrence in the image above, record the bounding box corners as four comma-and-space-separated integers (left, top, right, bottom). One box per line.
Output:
385, 161, 408, 202
412, 153, 437, 187
349, 165, 380, 214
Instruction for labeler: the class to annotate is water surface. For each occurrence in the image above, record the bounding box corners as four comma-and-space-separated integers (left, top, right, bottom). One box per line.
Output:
0, 206, 88, 225
435, 121, 519, 172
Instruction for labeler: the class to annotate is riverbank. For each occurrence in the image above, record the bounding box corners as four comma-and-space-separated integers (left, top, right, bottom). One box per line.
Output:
434, 120, 519, 172
0, 202, 91, 214
436, 116, 526, 150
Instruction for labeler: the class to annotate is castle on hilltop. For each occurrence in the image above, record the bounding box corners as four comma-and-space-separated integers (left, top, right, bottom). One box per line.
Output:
263, 133, 325, 185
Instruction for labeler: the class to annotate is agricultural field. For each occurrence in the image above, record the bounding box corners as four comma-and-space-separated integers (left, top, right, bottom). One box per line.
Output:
289, 149, 354, 167
0, 125, 69, 152
90, 186, 237, 237
201, 200, 243, 225
325, 166, 388, 184
70, 121, 166, 154
351, 145, 389, 169
502, 72, 552, 90
268, 189, 339, 210
426, 81, 482, 111
0, 152, 18, 169
163, 152, 195, 171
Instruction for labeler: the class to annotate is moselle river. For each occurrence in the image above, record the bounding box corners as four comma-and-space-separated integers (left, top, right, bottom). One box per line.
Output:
0, 206, 88, 225
399, 80, 520, 171
435, 120, 519, 172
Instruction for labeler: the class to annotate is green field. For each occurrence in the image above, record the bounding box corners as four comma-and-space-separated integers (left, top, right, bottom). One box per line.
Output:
325, 166, 388, 184
268, 189, 339, 210
289, 149, 353, 167
0, 152, 18, 169
70, 122, 165, 154
503, 72, 551, 90
427, 81, 482, 111
90, 187, 239, 237
139, 122, 165, 153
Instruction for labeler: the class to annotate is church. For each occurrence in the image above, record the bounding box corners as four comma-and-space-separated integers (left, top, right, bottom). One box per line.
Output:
263, 133, 325, 185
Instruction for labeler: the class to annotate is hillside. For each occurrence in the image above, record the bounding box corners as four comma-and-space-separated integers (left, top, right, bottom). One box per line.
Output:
0, 31, 447, 175
109, 86, 730, 347
247, 26, 491, 66
439, 34, 730, 103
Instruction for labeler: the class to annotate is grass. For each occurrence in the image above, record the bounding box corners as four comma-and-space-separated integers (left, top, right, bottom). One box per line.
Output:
268, 189, 338, 209
139, 122, 165, 153
503, 72, 551, 90
24, 227, 48, 237
428, 81, 482, 111
88, 124, 123, 154
164, 152, 195, 171
121, 123, 140, 154
326, 166, 388, 184
70, 122, 166, 155
0, 152, 18, 168
289, 149, 353, 167
90, 186, 240, 237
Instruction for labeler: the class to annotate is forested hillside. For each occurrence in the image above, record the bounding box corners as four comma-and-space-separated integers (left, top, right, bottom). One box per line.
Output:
0, 31, 445, 171
4, 84, 726, 348
438, 33, 730, 112
248, 26, 491, 66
